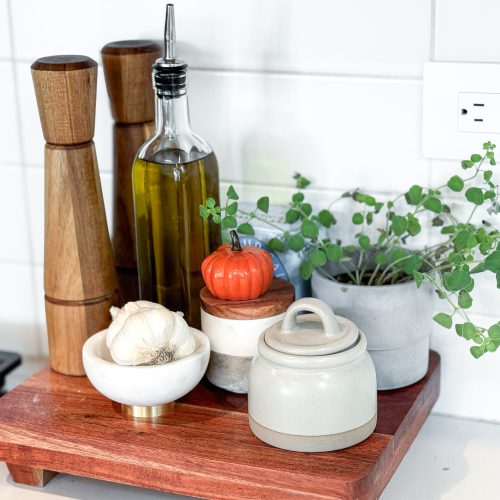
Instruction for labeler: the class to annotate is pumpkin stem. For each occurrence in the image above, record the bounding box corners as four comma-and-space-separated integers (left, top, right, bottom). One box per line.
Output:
230, 230, 243, 252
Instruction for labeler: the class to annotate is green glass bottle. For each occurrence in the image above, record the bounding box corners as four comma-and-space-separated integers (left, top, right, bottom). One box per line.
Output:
132, 4, 220, 328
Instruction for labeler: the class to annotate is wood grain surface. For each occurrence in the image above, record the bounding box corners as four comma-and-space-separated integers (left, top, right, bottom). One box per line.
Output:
33, 58, 117, 375
101, 40, 160, 305
0, 353, 440, 499
200, 278, 295, 320
102, 40, 160, 124
31, 56, 97, 145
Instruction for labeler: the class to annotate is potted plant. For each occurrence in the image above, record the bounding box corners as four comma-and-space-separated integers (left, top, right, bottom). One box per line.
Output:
200, 142, 500, 389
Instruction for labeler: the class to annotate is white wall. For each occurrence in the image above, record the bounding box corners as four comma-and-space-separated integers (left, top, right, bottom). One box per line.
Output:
1, 0, 500, 422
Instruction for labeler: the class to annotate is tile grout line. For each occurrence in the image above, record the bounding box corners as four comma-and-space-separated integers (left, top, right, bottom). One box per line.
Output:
6, 0, 44, 356
430, 0, 437, 62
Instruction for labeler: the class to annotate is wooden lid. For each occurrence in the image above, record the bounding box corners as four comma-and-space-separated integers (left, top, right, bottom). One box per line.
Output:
200, 278, 295, 320
101, 40, 161, 123
31, 55, 97, 144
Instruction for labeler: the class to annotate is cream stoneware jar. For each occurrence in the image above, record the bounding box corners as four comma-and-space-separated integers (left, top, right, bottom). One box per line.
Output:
248, 297, 377, 453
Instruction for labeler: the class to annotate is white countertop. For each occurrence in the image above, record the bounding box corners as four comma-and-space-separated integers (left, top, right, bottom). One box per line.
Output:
1, 359, 500, 500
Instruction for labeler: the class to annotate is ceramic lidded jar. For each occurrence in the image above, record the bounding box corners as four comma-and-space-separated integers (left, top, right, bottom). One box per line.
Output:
248, 297, 377, 452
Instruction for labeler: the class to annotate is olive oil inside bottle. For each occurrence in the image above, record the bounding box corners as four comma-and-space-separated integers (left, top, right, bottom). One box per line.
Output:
133, 152, 220, 328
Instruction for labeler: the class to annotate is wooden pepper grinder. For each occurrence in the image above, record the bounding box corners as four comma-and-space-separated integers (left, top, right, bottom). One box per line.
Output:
101, 41, 161, 305
31, 55, 116, 376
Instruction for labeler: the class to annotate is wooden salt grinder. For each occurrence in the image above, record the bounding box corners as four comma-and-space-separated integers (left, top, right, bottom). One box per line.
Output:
101, 41, 161, 305
32, 56, 116, 376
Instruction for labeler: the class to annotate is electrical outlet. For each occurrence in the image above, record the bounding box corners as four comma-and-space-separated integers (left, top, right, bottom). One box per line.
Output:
423, 62, 500, 159
458, 92, 500, 133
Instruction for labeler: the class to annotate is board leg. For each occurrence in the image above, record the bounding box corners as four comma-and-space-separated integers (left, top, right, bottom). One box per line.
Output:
6, 463, 57, 487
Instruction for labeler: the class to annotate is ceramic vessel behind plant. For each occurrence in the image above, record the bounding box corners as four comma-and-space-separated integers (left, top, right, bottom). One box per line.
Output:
312, 266, 433, 390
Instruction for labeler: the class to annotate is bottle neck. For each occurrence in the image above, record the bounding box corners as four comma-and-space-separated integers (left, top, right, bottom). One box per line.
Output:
155, 93, 191, 136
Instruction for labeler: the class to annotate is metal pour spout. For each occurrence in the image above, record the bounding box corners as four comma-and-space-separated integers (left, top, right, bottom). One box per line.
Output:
164, 3, 176, 61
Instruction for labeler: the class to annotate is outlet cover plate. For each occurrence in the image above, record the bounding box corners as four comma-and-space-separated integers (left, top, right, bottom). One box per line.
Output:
423, 62, 500, 159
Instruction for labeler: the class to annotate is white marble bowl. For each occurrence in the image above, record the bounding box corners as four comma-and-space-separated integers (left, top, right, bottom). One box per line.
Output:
82, 328, 210, 407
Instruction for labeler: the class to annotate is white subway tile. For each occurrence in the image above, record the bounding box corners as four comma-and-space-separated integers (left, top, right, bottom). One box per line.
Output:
0, 166, 31, 262
0, 0, 11, 58
0, 263, 38, 356
431, 311, 500, 422
435, 0, 500, 63
0, 62, 21, 164
190, 71, 429, 193
15, 63, 113, 171
25, 166, 43, 265
11, 0, 430, 77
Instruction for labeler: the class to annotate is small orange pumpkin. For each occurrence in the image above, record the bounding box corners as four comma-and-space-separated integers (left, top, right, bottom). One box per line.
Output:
201, 230, 274, 301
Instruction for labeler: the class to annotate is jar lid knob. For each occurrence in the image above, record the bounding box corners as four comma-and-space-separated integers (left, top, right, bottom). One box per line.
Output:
281, 298, 342, 337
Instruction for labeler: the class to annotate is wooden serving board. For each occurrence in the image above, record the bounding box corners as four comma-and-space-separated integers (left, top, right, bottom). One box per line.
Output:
0, 352, 440, 499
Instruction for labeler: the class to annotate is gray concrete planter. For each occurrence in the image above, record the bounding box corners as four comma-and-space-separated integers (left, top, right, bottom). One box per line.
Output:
311, 269, 433, 390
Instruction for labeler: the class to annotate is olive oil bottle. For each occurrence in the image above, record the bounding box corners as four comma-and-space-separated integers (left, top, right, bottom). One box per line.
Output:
133, 4, 220, 327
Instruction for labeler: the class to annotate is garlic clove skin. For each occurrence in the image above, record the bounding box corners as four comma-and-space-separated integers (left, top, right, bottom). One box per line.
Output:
106, 301, 164, 349
105, 301, 196, 366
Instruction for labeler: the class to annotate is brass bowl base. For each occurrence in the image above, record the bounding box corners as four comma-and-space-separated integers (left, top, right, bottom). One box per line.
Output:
118, 402, 175, 421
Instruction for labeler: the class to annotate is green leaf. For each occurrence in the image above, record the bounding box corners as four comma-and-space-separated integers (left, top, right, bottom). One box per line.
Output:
433, 313, 452, 329
391, 248, 407, 263
471, 153, 483, 163
326, 244, 343, 262
405, 185, 424, 205
299, 260, 313, 279
407, 215, 421, 236
391, 215, 408, 236
295, 175, 311, 189
403, 255, 423, 275
309, 249, 327, 268
358, 234, 370, 249
301, 203, 313, 217
206, 197, 216, 209
414, 271, 424, 288
257, 196, 270, 213
485, 250, 500, 273
268, 238, 285, 252
470, 345, 485, 359
226, 185, 239, 200
237, 222, 254, 235
470, 262, 485, 274
212, 214, 222, 224
458, 290, 473, 309
461, 160, 474, 169
484, 190, 496, 200
352, 213, 364, 225
375, 252, 387, 265
199, 205, 210, 219
366, 212, 373, 225
423, 197, 443, 213
287, 234, 305, 252
484, 170, 493, 182
318, 209, 335, 228
225, 202, 238, 216
292, 192, 304, 203
441, 225, 455, 235
465, 187, 484, 205
485, 341, 498, 352
301, 220, 319, 239
222, 215, 238, 228
445, 267, 472, 291
285, 209, 300, 224
447, 175, 464, 192
455, 324, 464, 337
488, 324, 500, 340
497, 272, 500, 289
462, 322, 476, 340
454, 230, 472, 251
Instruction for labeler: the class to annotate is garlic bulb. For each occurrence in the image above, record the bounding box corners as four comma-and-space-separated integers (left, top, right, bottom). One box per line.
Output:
105, 301, 196, 366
